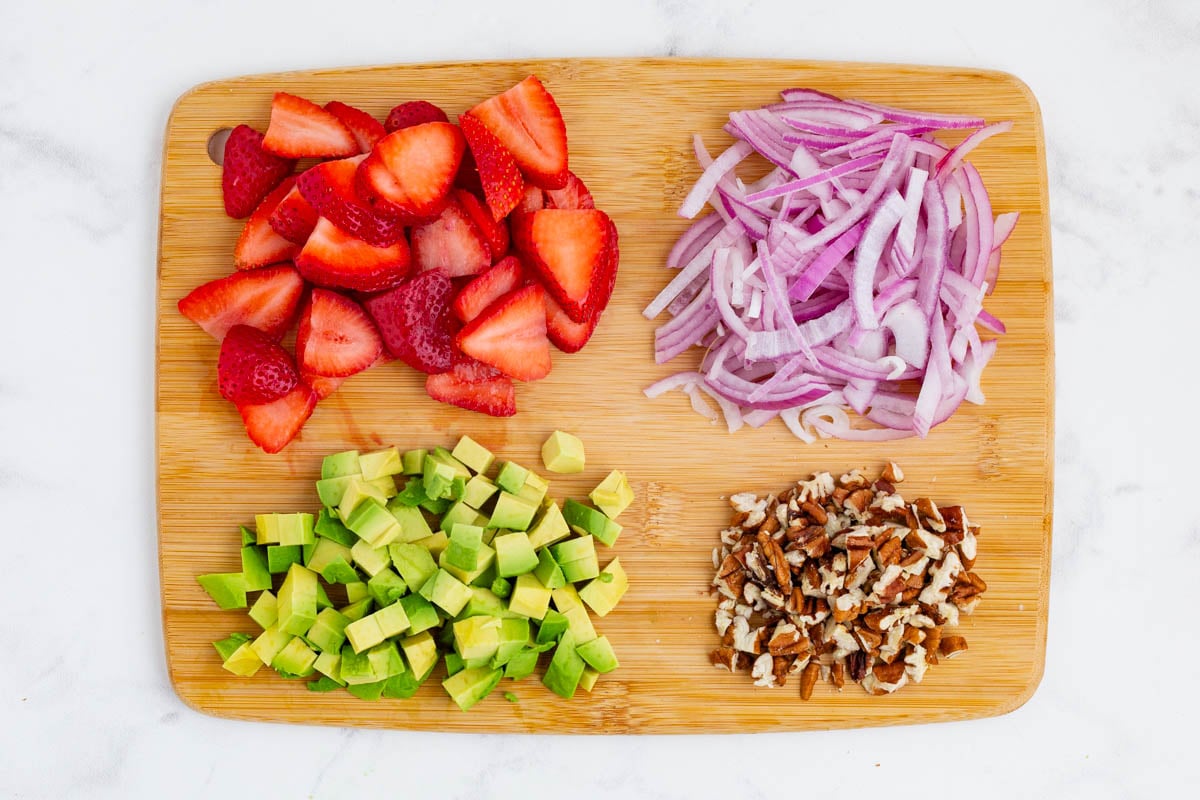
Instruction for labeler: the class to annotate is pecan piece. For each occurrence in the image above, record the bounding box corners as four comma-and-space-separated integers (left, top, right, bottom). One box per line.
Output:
800, 501, 828, 525
710, 647, 739, 670
831, 662, 846, 690
758, 532, 793, 593
846, 650, 869, 682
799, 661, 820, 700
873, 659, 906, 685
845, 488, 873, 514
939, 636, 968, 658
880, 462, 904, 483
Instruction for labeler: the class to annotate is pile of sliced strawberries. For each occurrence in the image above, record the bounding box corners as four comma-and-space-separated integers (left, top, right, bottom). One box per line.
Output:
178, 76, 619, 453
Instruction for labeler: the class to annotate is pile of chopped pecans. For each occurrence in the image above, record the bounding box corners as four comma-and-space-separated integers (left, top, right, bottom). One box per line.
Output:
709, 464, 986, 698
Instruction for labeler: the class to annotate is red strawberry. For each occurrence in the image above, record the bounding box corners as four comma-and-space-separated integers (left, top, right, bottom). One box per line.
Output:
237, 384, 317, 454
455, 189, 509, 261
467, 76, 568, 190
513, 184, 546, 217
269, 183, 319, 244
295, 217, 410, 293
296, 289, 383, 378
263, 92, 358, 159
511, 208, 612, 323
222, 124, 295, 219
545, 220, 619, 352
356, 122, 464, 218
456, 284, 552, 381
385, 101, 449, 132
324, 101, 385, 153
297, 156, 406, 246
235, 178, 300, 269
363, 269, 459, 374
410, 196, 492, 278
178, 264, 305, 341
218, 324, 300, 404
452, 255, 525, 323
544, 171, 595, 210
458, 112, 524, 221
425, 364, 516, 418
303, 372, 345, 401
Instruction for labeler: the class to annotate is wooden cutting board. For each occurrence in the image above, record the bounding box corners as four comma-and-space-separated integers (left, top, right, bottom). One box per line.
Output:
157, 57, 1053, 733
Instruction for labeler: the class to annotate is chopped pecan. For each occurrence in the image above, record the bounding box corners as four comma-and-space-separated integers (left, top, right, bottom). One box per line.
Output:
873, 659, 906, 685
800, 501, 828, 524
872, 479, 895, 495
710, 647, 739, 670
846, 650, 869, 682
853, 627, 882, 652
839, 471, 869, 490
831, 486, 849, 507
831, 662, 846, 690
847, 546, 872, 573
799, 527, 831, 558
880, 462, 904, 483
731, 510, 750, 527
758, 532, 792, 593
941, 528, 965, 546
940, 505, 965, 532
844, 488, 873, 514
861, 609, 888, 632
876, 536, 902, 567
923, 628, 942, 663
939, 636, 968, 659
760, 513, 781, 536
772, 656, 794, 686
799, 661, 820, 700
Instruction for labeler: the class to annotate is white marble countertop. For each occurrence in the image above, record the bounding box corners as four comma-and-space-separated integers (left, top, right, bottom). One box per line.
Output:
3, 0, 1196, 796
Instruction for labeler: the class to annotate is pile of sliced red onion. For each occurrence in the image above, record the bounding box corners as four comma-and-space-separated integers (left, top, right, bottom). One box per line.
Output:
643, 88, 1017, 441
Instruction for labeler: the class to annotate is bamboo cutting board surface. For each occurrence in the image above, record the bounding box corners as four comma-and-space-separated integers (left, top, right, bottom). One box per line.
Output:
157, 58, 1053, 733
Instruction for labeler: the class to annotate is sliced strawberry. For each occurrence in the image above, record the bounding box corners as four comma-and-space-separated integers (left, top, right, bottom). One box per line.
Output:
451, 353, 505, 382
467, 76, 568, 190
237, 384, 317, 454
544, 171, 595, 210
458, 112, 524, 221
513, 184, 546, 217
222, 124, 295, 219
263, 92, 357, 159
218, 324, 300, 404
324, 101, 385, 153
178, 264, 305, 341
384, 100, 449, 132
425, 367, 515, 418
297, 156, 406, 246
295, 217, 410, 293
455, 189, 509, 261
363, 269, 459, 374
545, 218, 619, 352
296, 289, 383, 378
452, 255, 525, 323
356, 122, 464, 218
268, 183, 319, 244
235, 178, 300, 269
456, 284, 551, 381
303, 372, 345, 401
511, 208, 611, 323
410, 196, 492, 278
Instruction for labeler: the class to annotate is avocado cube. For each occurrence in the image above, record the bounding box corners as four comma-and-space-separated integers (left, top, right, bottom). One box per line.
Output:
393, 476, 428, 508
491, 531, 538, 578
255, 513, 281, 544
271, 636, 317, 676
453, 615, 502, 661
491, 576, 513, 599
541, 430, 585, 474
489, 492, 538, 532
239, 526, 257, 546
313, 651, 345, 684
315, 582, 333, 611
448, 436, 492, 475
322, 450, 361, 479
367, 568, 408, 607
314, 508, 357, 546
439, 541, 495, 585
276, 513, 316, 546
306, 608, 350, 653
578, 558, 629, 617
579, 667, 600, 693
423, 457, 458, 500
551, 585, 598, 644
303, 541, 317, 566
471, 561, 498, 589
315, 475, 356, 509
532, 548, 566, 590
221, 642, 264, 677
535, 610, 570, 644
344, 601, 410, 653
399, 593, 440, 635
345, 499, 402, 547
443, 666, 503, 711
445, 524, 485, 571
492, 618, 531, 667
358, 447, 403, 480
350, 539, 391, 577
550, 535, 595, 566
459, 586, 517, 619
307, 674, 342, 692
431, 446, 472, 477
305, 537, 354, 575
440, 499, 489, 533
502, 647, 541, 680
401, 448, 427, 476
344, 680, 386, 700
542, 631, 586, 699
338, 478, 389, 521
559, 555, 600, 584
444, 651, 465, 677
400, 631, 439, 681
562, 499, 622, 546
197, 572, 247, 610
321, 558, 360, 585
590, 470, 635, 519
381, 669, 424, 699
248, 590, 278, 630
389, 543, 438, 590
240, 545, 272, 592
527, 501, 571, 550
414, 531, 449, 559
364, 475, 398, 498
421, 569, 473, 616
213, 632, 253, 661
250, 625, 293, 665
367, 640, 406, 680
462, 475, 498, 509
508, 573, 552, 620
576, 635, 619, 673
266, 545, 302, 573
495, 461, 528, 494
387, 502, 434, 542
339, 645, 377, 685
277, 564, 319, 635
516, 472, 549, 505
339, 597, 373, 622
420, 494, 451, 516
345, 582, 370, 604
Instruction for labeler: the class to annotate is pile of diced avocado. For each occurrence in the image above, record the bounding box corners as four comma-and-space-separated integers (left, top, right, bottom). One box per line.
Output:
198, 432, 634, 711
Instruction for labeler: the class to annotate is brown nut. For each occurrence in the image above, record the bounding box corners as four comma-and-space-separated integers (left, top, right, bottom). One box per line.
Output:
939, 636, 968, 658
799, 661, 821, 700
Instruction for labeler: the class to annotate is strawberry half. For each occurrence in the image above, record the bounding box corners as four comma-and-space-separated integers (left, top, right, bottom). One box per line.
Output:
295, 217, 411, 293
296, 289, 383, 378
363, 269, 459, 374
410, 195, 492, 278
297, 156, 406, 247
458, 112, 524, 221
513, 184, 546, 217
324, 101, 385, 153
218, 324, 300, 404
544, 170, 595, 210
511, 208, 612, 323
385, 101, 449, 132
467, 76, 568, 190
269, 183, 319, 244
221, 124, 295, 219
456, 284, 552, 382
178, 263, 305, 341
235, 178, 300, 269
263, 92, 358, 159
546, 219, 619, 352
455, 189, 509, 261
237, 384, 317, 454
356, 122, 464, 219
452, 255, 525, 323
303, 372, 346, 402
425, 361, 516, 418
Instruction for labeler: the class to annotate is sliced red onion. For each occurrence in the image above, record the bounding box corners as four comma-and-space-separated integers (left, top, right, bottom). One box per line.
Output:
678, 141, 754, 219
935, 121, 1014, 178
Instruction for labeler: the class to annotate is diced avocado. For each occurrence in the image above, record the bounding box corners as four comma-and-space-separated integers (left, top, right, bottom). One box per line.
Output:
338, 478, 388, 521
492, 618, 531, 667
444, 651, 465, 677
358, 447, 403, 480
590, 469, 635, 519
440, 499, 489, 533
305, 537, 354, 576
559, 555, 600, 584
197, 572, 248, 610
420, 569, 473, 616
516, 471, 549, 505
345, 498, 402, 547
459, 586, 518, 619
448, 475, 465, 501
248, 590, 278, 630
541, 430, 585, 473
239, 526, 257, 546
315, 582, 332, 611
480, 527, 498, 546
423, 458, 458, 500
495, 461, 529, 494
562, 499, 622, 546
451, 435, 495, 475
322, 450, 361, 479
453, 615, 502, 661
579, 667, 600, 693
346, 679, 387, 701
387, 502, 434, 542
221, 642, 264, 677
401, 448, 427, 476
255, 513, 281, 545
277, 564, 319, 635
551, 585, 598, 644
367, 567, 408, 607
492, 531, 539, 578
306, 608, 350, 653
503, 647, 541, 680
471, 561, 497, 589
401, 630, 439, 680
313, 651, 344, 684
576, 635, 619, 673
276, 513, 316, 546
414, 531, 449, 559
439, 541, 495, 585
321, 558, 359, 585
315, 475, 355, 509
250, 625, 293, 665
508, 573, 552, 620
364, 475, 398, 498
314, 508, 357, 546
491, 576, 513, 599
344, 600, 410, 653
527, 500, 571, 549
535, 610, 570, 644
339, 644, 377, 684
532, 547, 566, 590
420, 494, 451, 516
266, 544, 302, 573
345, 582, 370, 604
366, 640, 406, 680
307, 675, 342, 692
338, 597, 373, 622
350, 539, 391, 577
550, 535, 595, 566
579, 558, 630, 617
303, 541, 317, 566
389, 542, 438, 590
489, 492, 538, 532
271, 636, 317, 676
393, 476, 428, 507
443, 666, 503, 711
445, 524, 485, 571
462, 475, 498, 509
381, 668, 425, 699
542, 631, 586, 699
431, 447, 472, 478
240, 545, 272, 592
399, 592, 440, 635
213, 632, 253, 661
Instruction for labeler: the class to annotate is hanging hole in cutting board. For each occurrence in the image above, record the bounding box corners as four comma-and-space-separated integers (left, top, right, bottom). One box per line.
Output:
207, 128, 232, 166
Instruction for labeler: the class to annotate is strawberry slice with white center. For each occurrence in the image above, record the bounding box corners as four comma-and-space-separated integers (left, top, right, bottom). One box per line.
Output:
456, 284, 552, 381
177, 263, 305, 341
454, 189, 509, 261
296, 289, 383, 378
237, 384, 317, 454
545, 218, 619, 352
410, 195, 492, 278
467, 75, 568, 190
323, 101, 386, 153
263, 92, 357, 159
425, 360, 516, 417
234, 178, 300, 269
297, 156, 406, 246
511, 208, 612, 323
452, 255, 526, 323
295, 217, 411, 293
355, 121, 464, 219
544, 170, 595, 210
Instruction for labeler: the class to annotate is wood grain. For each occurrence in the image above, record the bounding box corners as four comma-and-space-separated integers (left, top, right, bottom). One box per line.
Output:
157, 58, 1053, 733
